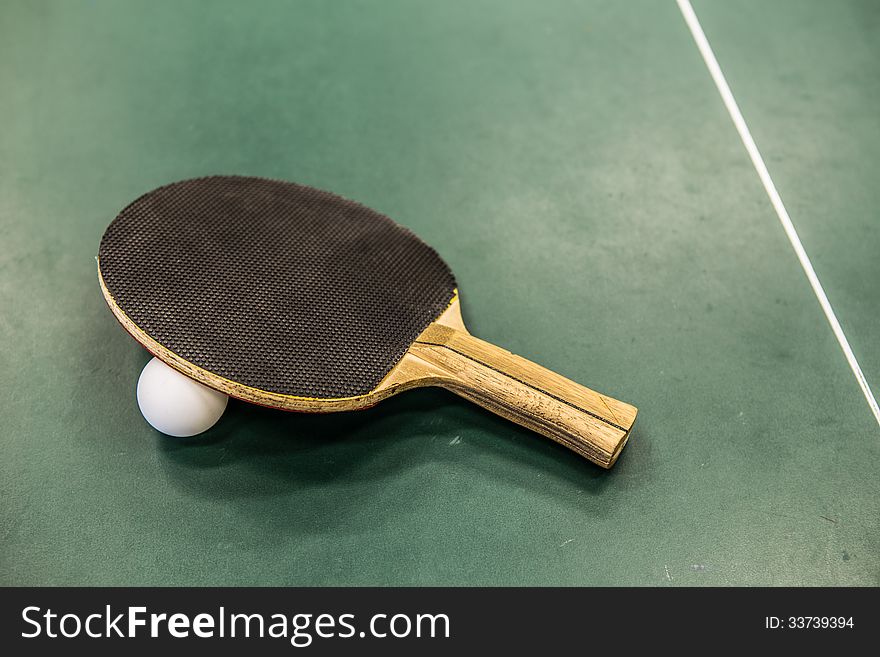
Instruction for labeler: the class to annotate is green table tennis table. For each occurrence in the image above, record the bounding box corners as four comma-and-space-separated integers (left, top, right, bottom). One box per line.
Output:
2, 0, 878, 586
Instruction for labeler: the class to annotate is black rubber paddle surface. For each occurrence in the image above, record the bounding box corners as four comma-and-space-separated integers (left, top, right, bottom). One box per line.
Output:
98, 176, 457, 398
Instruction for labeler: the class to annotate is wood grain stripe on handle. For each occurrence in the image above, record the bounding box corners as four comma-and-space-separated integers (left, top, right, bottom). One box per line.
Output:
412, 324, 637, 468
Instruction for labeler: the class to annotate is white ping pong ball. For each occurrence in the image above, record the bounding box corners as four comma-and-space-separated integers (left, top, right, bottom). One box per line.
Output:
136, 357, 228, 437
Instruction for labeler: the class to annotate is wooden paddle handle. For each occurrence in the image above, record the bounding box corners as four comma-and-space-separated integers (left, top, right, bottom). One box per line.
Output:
412, 325, 637, 468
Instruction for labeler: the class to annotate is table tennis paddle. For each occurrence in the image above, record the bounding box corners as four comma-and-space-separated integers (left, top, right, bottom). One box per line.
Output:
98, 176, 637, 467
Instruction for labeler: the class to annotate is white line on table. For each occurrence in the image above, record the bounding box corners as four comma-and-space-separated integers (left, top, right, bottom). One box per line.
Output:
676, 0, 880, 427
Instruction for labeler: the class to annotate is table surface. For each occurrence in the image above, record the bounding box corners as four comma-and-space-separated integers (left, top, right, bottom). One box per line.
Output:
2, 0, 878, 586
